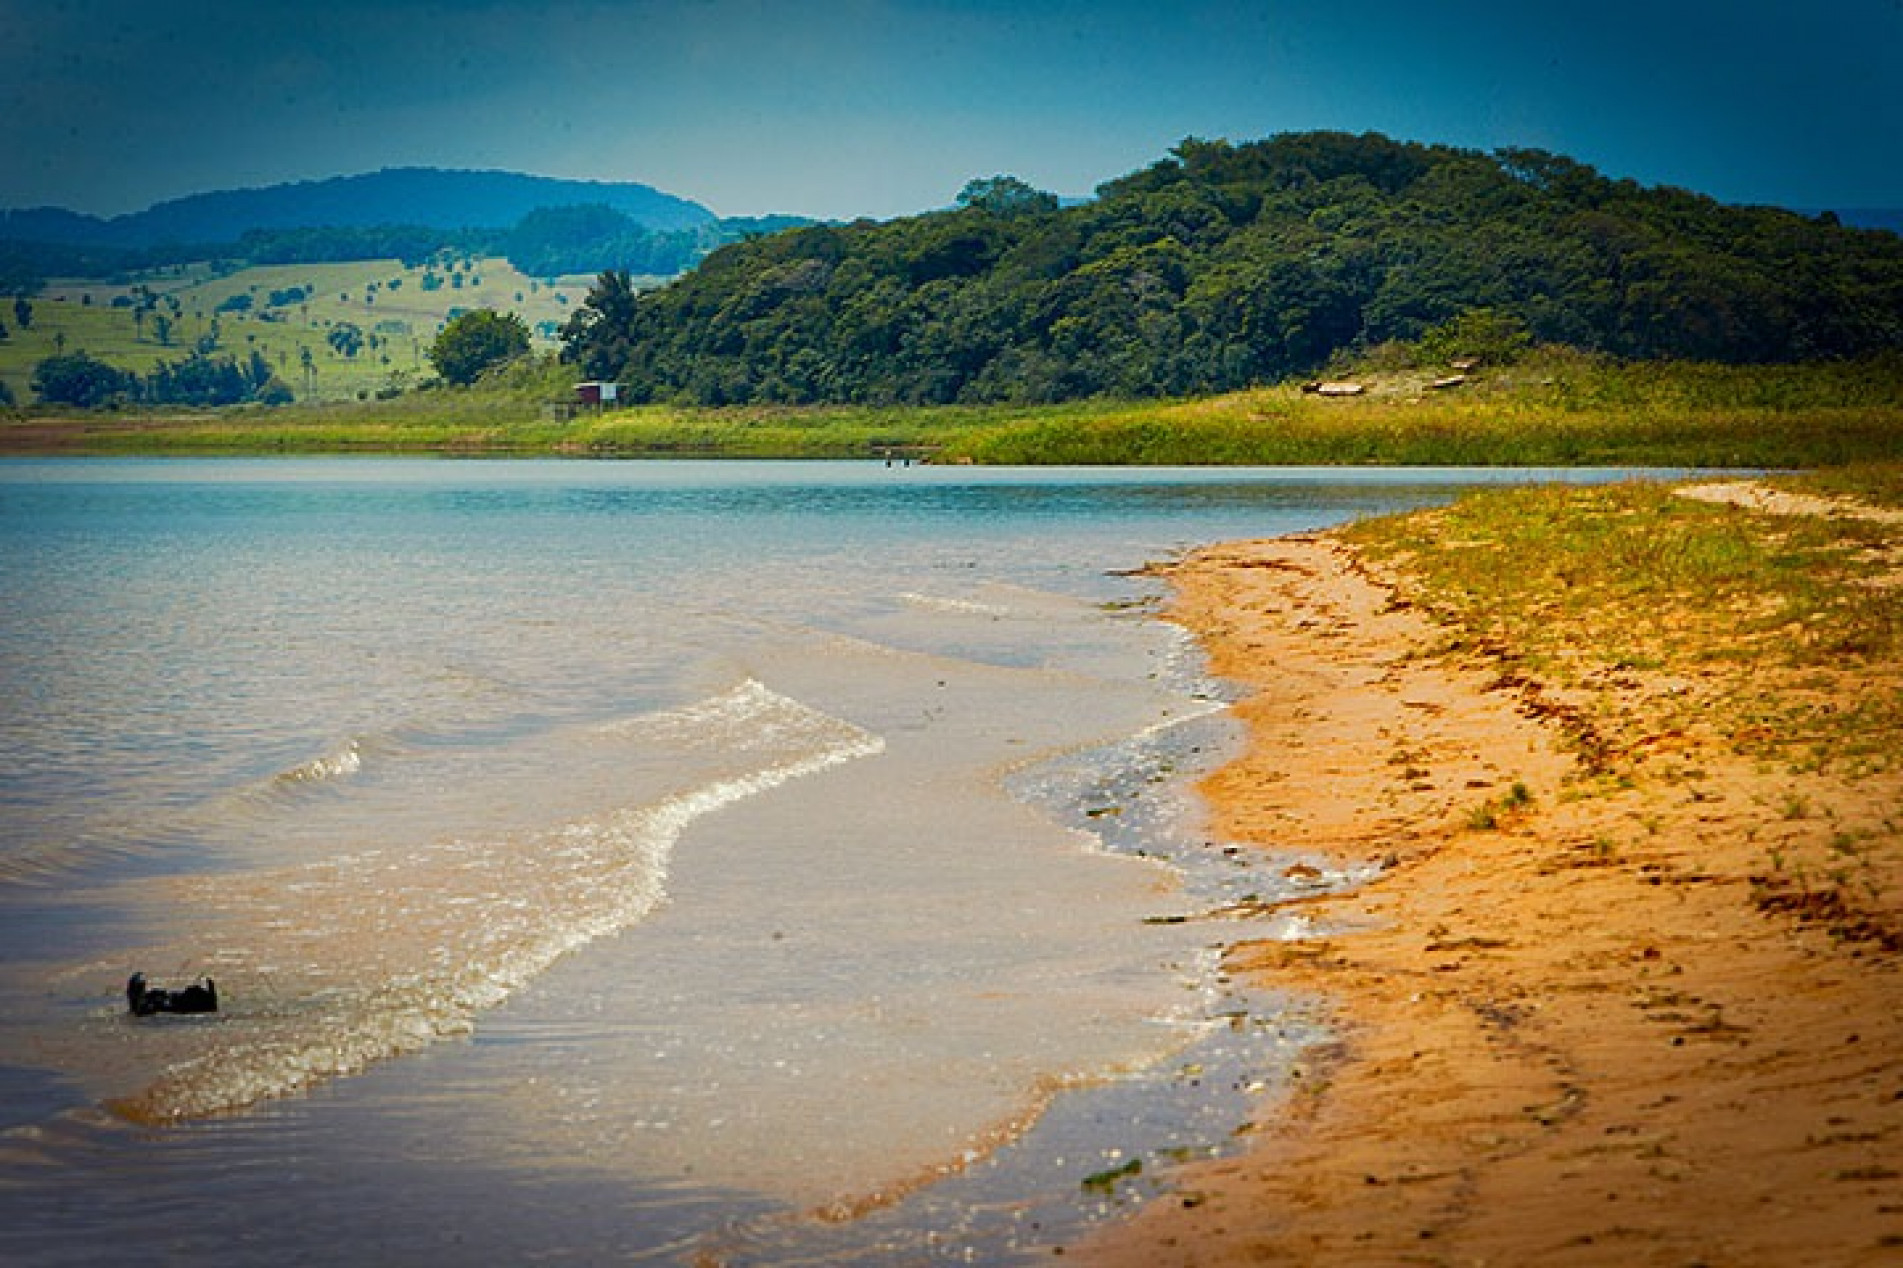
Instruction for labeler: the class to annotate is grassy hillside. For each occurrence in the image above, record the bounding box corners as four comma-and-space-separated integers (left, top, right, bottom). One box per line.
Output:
3, 256, 615, 405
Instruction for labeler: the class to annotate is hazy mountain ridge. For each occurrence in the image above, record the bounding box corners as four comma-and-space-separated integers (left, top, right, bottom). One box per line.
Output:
0, 168, 717, 248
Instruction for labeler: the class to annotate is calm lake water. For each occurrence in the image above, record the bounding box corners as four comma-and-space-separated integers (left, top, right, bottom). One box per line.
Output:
0, 458, 1650, 1263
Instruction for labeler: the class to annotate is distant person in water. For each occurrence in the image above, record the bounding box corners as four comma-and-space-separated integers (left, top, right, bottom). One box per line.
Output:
126, 973, 218, 1016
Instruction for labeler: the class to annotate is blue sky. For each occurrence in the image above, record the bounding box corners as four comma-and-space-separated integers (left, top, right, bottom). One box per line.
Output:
3, 0, 1899, 220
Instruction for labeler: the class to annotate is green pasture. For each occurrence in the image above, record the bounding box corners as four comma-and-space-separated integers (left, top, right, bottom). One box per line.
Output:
5, 256, 598, 405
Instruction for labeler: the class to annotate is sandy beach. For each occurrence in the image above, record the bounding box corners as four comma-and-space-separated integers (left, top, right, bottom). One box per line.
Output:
1087, 485, 1903, 1265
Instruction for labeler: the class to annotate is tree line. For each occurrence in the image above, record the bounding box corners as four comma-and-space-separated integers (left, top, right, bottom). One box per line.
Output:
560, 132, 1903, 406
30, 349, 291, 408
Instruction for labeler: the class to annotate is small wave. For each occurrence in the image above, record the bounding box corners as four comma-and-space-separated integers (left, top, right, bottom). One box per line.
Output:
897, 592, 1012, 617
596, 677, 874, 755
109, 683, 884, 1125
274, 739, 366, 787
2, 737, 392, 887
640, 677, 804, 730
195, 736, 388, 824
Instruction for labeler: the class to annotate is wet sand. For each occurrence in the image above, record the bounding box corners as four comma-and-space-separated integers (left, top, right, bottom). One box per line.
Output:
1086, 508, 1903, 1264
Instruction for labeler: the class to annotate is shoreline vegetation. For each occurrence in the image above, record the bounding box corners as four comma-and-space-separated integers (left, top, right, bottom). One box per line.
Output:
3, 348, 1902, 468
1083, 464, 1902, 1264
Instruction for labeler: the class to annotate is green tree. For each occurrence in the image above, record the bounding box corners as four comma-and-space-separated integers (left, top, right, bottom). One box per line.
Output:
256, 377, 295, 406
560, 270, 642, 380
32, 351, 131, 407
137, 348, 280, 406
11, 295, 30, 328
429, 309, 530, 385
955, 175, 1059, 218
327, 322, 365, 358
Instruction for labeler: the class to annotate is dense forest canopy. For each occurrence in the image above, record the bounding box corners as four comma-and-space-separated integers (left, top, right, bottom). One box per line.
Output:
561, 132, 1903, 406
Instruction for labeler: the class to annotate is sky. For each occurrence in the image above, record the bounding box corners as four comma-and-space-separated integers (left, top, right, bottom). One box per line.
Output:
2, 0, 1899, 222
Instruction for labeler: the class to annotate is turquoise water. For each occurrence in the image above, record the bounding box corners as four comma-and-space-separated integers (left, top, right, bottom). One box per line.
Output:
0, 459, 1653, 1263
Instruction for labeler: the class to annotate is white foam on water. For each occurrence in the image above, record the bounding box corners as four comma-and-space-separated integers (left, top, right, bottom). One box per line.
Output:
896, 591, 1013, 617
274, 739, 365, 786
96, 681, 883, 1124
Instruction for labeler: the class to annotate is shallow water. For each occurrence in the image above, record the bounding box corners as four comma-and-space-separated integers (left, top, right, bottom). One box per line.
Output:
0, 459, 1659, 1262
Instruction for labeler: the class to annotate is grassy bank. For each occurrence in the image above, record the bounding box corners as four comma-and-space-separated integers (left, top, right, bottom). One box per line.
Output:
0, 395, 1019, 459
1344, 463, 1903, 696
4, 349, 1902, 465
1342, 460, 1903, 921
952, 352, 1903, 467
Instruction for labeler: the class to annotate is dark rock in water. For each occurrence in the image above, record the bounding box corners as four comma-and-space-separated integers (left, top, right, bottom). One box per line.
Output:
126, 973, 218, 1017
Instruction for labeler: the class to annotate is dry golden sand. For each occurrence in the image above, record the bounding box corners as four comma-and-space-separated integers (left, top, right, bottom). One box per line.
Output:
1082, 513, 1903, 1265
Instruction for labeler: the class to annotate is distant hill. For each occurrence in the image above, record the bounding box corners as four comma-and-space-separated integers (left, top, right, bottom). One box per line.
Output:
563, 132, 1903, 406
0, 168, 716, 248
